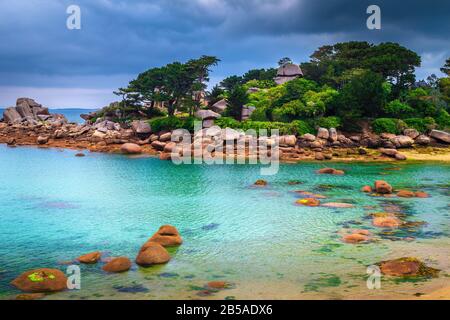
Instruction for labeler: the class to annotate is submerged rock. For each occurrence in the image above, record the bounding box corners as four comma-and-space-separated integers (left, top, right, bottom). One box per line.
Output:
296, 198, 321, 207
102, 257, 132, 273
11, 268, 67, 293
342, 230, 371, 244
322, 202, 354, 208
149, 225, 183, 247
316, 168, 345, 175
136, 242, 171, 267
206, 281, 231, 290
374, 180, 393, 194
397, 190, 416, 198
77, 251, 101, 264
378, 257, 440, 277
372, 213, 402, 228
253, 179, 268, 187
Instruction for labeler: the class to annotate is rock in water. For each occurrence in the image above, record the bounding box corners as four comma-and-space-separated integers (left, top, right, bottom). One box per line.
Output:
378, 257, 440, 277
316, 168, 344, 175
77, 251, 101, 264
430, 130, 450, 143
296, 198, 321, 207
253, 179, 268, 186
120, 143, 142, 154
11, 268, 67, 293
361, 185, 372, 193
397, 190, 415, 198
149, 225, 183, 247
102, 257, 132, 273
372, 213, 402, 228
322, 202, 354, 208
136, 242, 171, 267
374, 180, 393, 194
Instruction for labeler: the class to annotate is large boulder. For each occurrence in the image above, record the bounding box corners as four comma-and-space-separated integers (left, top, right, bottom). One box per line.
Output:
151, 140, 166, 151
211, 99, 227, 114
102, 257, 132, 273
301, 133, 316, 142
430, 130, 450, 143
195, 109, 221, 120
3, 107, 22, 123
403, 129, 420, 139
136, 242, 171, 267
11, 268, 67, 293
77, 251, 101, 264
279, 135, 297, 147
415, 135, 431, 145
120, 143, 142, 154
374, 180, 393, 194
149, 225, 183, 247
378, 257, 439, 277
391, 135, 414, 148
317, 128, 329, 140
328, 128, 338, 142
131, 120, 152, 134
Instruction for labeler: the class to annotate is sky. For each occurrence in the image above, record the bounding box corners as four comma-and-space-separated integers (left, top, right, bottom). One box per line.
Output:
0, 0, 449, 108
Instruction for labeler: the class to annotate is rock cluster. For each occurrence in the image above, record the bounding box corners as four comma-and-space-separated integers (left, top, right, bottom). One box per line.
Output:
2, 98, 68, 126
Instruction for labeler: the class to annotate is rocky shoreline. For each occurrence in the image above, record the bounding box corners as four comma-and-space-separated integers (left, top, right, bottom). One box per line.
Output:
1, 98, 450, 162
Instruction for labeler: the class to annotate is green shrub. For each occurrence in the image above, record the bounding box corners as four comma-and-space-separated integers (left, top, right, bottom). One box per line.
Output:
290, 120, 314, 135
316, 116, 342, 129
241, 121, 293, 135
149, 116, 196, 133
372, 118, 406, 134
215, 117, 242, 129
250, 107, 270, 121
383, 99, 415, 118
404, 117, 436, 133
435, 109, 450, 130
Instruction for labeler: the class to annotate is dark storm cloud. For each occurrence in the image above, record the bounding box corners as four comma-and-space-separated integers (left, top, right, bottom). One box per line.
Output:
0, 0, 448, 107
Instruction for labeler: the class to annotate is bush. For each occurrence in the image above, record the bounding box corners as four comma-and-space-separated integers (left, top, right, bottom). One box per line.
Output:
316, 116, 342, 129
249, 107, 270, 121
215, 117, 242, 129
404, 117, 436, 133
372, 118, 406, 134
241, 121, 293, 135
290, 120, 314, 135
435, 109, 450, 130
149, 116, 196, 133
383, 99, 415, 118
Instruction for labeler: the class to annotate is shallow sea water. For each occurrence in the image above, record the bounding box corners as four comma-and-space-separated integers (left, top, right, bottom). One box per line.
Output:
0, 145, 449, 299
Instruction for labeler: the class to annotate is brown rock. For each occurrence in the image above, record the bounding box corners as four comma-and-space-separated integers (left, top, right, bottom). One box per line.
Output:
102, 257, 131, 273
395, 153, 407, 160
136, 242, 171, 267
322, 202, 354, 208
77, 251, 101, 264
253, 179, 268, 186
378, 257, 440, 277
295, 198, 320, 207
315, 152, 325, 161
316, 168, 344, 175
414, 191, 429, 198
397, 190, 415, 198
342, 233, 369, 244
206, 281, 230, 290
120, 143, 142, 154
372, 213, 402, 228
151, 140, 166, 151
374, 180, 393, 194
159, 152, 172, 161
37, 136, 49, 145
149, 225, 183, 247
15, 293, 46, 300
75, 153, 85, 157
11, 268, 67, 293
361, 185, 372, 193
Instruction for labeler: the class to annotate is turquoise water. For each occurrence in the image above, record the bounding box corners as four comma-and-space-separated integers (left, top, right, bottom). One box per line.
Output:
0, 145, 449, 299
0, 108, 95, 124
